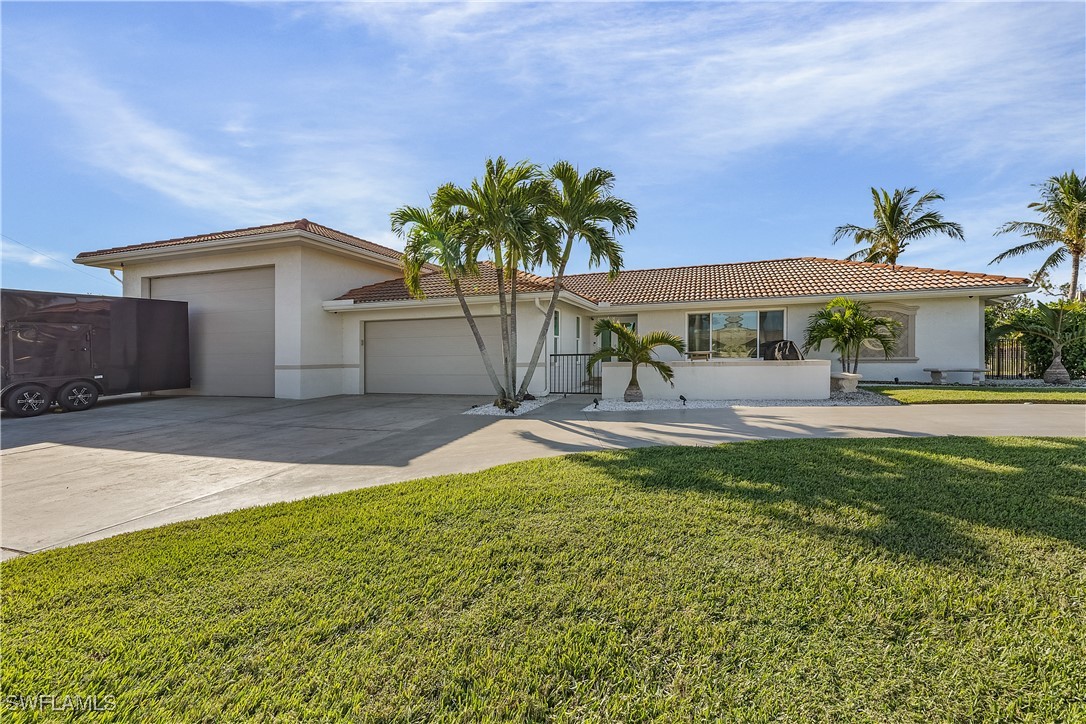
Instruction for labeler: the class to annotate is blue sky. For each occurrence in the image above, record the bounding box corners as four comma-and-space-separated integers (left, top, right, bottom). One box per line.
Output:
3, 1, 1083, 296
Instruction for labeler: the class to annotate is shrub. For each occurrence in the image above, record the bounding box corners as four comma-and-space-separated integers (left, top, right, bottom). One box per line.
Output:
1005, 303, 1086, 379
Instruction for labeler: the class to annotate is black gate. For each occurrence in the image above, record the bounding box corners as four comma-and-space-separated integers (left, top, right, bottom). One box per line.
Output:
550, 353, 601, 394
986, 339, 1032, 379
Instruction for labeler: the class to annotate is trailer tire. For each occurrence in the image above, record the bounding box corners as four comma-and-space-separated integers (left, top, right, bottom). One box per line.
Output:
58, 381, 100, 412
3, 383, 52, 418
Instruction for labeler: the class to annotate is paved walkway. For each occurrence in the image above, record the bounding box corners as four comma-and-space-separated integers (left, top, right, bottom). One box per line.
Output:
3, 394, 1083, 557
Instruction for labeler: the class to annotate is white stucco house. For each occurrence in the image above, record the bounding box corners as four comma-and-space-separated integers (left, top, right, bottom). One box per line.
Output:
75, 219, 1034, 400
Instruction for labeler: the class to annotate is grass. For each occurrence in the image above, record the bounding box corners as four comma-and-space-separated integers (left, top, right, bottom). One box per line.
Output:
3, 438, 1085, 722
865, 384, 1086, 405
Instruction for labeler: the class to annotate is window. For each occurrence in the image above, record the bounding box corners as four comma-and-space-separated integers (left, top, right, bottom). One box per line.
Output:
687, 309, 785, 358
575, 316, 581, 353
859, 305, 916, 360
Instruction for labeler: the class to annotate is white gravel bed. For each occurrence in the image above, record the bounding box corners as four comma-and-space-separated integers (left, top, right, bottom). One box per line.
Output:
582, 389, 898, 412
463, 395, 560, 416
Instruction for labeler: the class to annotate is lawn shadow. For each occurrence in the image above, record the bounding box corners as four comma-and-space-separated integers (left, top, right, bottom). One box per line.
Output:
569, 437, 1086, 566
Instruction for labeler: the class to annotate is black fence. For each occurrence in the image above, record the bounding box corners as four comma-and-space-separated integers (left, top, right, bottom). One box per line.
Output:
986, 339, 1033, 379
550, 353, 601, 394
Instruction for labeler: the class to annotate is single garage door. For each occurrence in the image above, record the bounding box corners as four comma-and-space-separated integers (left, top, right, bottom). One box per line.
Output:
151, 267, 275, 397
365, 317, 503, 395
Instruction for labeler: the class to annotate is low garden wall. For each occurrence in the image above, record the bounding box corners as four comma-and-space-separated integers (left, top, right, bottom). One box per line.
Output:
601, 359, 831, 400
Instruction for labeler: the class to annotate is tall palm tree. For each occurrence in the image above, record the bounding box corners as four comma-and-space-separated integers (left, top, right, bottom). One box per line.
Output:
991, 171, 1086, 301
833, 187, 964, 265
435, 158, 548, 400
585, 320, 685, 402
803, 297, 900, 374
391, 199, 508, 400
517, 161, 635, 398
992, 300, 1086, 384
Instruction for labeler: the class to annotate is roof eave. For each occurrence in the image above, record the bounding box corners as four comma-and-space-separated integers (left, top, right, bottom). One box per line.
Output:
74, 230, 404, 270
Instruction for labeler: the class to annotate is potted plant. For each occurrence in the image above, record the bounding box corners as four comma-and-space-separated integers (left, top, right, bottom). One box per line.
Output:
586, 320, 685, 402
803, 297, 900, 392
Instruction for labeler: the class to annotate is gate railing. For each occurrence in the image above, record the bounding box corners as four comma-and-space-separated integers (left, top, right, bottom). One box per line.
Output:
986, 338, 1033, 379
550, 353, 601, 394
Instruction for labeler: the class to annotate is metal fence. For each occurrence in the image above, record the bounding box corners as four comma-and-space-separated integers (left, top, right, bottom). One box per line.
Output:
986, 338, 1033, 379
550, 353, 601, 394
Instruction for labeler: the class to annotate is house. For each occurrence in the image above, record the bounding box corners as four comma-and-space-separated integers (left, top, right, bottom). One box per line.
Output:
75, 219, 1035, 399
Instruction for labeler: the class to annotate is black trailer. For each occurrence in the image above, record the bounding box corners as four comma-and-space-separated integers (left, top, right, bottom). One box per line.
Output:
1, 289, 190, 418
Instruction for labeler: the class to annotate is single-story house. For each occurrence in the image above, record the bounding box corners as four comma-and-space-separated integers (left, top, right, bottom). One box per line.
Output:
75, 219, 1034, 399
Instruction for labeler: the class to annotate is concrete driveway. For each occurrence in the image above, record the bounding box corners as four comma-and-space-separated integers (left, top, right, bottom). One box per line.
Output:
3, 394, 1083, 558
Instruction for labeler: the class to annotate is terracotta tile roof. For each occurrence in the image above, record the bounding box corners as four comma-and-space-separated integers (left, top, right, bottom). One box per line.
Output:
75, 219, 406, 264
340, 256, 1032, 305
337, 262, 565, 303
559, 257, 1032, 305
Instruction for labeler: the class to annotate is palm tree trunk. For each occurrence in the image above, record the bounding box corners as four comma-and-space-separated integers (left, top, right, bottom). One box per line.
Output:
451, 279, 506, 398
517, 233, 574, 398
493, 259, 514, 404
1070, 252, 1082, 301
1043, 342, 1071, 384
509, 249, 519, 396
624, 363, 643, 402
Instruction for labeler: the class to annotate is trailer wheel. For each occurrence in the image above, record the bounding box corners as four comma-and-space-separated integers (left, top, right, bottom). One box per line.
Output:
3, 383, 52, 418
58, 381, 100, 412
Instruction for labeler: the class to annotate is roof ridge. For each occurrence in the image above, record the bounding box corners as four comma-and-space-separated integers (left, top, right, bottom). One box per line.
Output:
798, 256, 1028, 283
561, 258, 807, 279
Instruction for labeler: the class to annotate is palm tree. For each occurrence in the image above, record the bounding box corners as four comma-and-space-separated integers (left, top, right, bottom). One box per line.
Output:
992, 300, 1086, 384
585, 320, 685, 402
391, 198, 508, 401
435, 158, 549, 400
803, 297, 900, 375
833, 187, 964, 265
991, 171, 1086, 301
517, 161, 635, 398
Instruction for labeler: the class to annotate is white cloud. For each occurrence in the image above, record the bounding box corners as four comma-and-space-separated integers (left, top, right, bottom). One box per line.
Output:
1, 239, 74, 275
310, 2, 1082, 169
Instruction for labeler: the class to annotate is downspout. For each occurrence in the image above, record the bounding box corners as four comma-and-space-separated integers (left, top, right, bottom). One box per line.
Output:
109, 269, 123, 285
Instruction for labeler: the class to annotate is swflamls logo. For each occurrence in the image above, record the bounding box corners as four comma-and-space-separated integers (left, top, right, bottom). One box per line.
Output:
4, 694, 117, 712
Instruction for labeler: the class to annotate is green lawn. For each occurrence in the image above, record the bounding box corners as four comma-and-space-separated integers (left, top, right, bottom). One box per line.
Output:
866, 384, 1086, 405
4, 439, 1085, 722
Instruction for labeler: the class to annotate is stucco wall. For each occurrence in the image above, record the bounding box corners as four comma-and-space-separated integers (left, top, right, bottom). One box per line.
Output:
122, 244, 399, 399
601, 359, 831, 400
587, 295, 986, 384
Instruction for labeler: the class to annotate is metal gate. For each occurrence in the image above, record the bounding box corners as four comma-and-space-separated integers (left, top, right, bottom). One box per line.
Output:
550, 353, 601, 394
986, 339, 1032, 379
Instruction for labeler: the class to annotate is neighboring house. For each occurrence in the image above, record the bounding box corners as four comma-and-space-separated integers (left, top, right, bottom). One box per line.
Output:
75, 219, 1035, 399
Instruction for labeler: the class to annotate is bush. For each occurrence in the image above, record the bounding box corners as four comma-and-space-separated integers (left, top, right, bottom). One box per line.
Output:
1006, 303, 1086, 379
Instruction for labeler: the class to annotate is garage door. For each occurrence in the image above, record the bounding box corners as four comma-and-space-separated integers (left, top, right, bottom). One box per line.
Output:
151, 267, 275, 397
365, 317, 503, 395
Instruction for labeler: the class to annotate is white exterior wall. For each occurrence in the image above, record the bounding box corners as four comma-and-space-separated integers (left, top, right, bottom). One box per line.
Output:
589, 295, 987, 384
602, 359, 831, 400
122, 244, 399, 399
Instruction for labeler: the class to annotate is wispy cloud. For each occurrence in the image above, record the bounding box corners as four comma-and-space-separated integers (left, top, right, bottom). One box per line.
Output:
313, 2, 1081, 170
1, 238, 71, 272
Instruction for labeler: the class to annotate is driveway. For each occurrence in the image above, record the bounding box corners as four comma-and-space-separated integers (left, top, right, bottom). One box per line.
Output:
3, 394, 1083, 558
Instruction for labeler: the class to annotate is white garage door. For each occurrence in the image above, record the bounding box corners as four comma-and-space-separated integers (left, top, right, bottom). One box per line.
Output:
365, 317, 503, 395
151, 267, 275, 397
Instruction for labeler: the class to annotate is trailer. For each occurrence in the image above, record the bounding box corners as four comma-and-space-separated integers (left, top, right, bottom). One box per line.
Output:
1, 289, 190, 418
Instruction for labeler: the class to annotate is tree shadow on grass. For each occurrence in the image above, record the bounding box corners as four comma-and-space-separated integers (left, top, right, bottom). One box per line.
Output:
569, 437, 1086, 566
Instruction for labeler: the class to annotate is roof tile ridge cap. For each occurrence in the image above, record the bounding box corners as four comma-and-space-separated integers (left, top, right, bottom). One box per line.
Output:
566, 257, 807, 278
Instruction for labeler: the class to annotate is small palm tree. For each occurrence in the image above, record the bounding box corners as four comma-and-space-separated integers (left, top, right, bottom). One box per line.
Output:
585, 320, 685, 402
803, 297, 900, 374
991, 171, 1086, 301
992, 300, 1086, 384
833, 187, 964, 265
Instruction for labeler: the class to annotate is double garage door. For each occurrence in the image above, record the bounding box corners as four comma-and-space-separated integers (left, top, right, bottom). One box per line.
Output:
151, 268, 275, 397
365, 317, 503, 395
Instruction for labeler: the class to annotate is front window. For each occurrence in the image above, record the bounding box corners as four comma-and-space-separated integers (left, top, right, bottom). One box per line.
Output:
687, 309, 785, 358
553, 310, 560, 354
